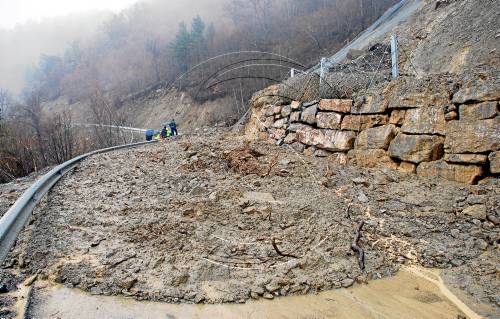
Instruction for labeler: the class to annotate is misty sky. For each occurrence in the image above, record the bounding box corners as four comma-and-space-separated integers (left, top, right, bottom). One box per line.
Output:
0, 0, 140, 29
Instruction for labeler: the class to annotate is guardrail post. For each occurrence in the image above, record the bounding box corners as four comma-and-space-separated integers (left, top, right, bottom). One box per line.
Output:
391, 35, 399, 79
290, 68, 295, 78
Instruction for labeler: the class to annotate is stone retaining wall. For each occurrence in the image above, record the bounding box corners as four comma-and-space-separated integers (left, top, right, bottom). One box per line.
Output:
250, 74, 499, 184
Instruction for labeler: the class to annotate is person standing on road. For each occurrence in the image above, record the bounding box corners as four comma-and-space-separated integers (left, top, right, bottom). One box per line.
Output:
169, 119, 178, 136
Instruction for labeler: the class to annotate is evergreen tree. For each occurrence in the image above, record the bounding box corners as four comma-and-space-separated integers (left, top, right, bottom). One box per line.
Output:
170, 22, 192, 72
190, 16, 207, 63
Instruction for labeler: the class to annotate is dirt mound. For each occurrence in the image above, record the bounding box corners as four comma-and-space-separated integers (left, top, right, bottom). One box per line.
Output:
2, 130, 498, 317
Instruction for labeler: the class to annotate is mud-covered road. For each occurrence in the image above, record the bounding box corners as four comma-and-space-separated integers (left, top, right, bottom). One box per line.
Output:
1, 129, 499, 318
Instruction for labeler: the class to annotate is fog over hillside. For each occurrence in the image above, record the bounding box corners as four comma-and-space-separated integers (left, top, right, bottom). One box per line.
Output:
0, 0, 228, 96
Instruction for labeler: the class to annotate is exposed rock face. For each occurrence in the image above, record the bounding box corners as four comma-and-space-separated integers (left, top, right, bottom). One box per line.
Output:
355, 124, 396, 150
459, 101, 498, 121
301, 104, 318, 124
318, 99, 352, 113
445, 118, 500, 153
416, 161, 483, 184
316, 112, 342, 129
248, 72, 499, 185
348, 149, 398, 169
489, 151, 500, 174
341, 114, 388, 131
388, 134, 444, 164
452, 72, 500, 104
401, 106, 446, 135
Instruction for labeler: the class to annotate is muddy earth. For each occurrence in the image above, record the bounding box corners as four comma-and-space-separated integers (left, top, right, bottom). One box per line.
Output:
1, 129, 499, 317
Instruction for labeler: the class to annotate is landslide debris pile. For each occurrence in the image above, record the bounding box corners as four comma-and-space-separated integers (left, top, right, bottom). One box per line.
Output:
2, 131, 498, 315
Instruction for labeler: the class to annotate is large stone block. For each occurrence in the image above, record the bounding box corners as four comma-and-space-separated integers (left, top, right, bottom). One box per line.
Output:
459, 101, 498, 121
444, 154, 488, 165
295, 127, 355, 151
301, 104, 318, 124
341, 114, 388, 131
401, 106, 446, 135
273, 118, 287, 129
389, 92, 449, 109
290, 112, 301, 122
318, 130, 356, 152
316, 112, 342, 129
351, 94, 387, 114
417, 161, 483, 184
284, 133, 296, 144
355, 124, 396, 150
281, 105, 292, 118
295, 126, 321, 146
388, 134, 444, 164
319, 99, 352, 113
489, 151, 500, 174
452, 72, 500, 104
291, 101, 302, 110
348, 149, 398, 169
445, 118, 500, 153
389, 109, 406, 126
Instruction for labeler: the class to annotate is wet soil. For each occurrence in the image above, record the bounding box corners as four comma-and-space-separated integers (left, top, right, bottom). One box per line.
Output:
1, 129, 499, 317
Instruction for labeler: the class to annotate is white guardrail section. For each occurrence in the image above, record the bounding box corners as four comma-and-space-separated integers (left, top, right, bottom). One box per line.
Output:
0, 140, 158, 263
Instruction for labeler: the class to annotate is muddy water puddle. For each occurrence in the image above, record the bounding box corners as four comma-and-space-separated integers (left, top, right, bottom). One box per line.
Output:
26, 267, 489, 319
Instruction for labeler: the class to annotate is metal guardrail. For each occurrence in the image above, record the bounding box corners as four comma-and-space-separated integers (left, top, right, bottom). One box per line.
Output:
0, 140, 158, 263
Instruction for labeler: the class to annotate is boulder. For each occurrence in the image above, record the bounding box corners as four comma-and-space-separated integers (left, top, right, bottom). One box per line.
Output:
271, 129, 286, 140
452, 72, 500, 104
295, 126, 322, 146
388, 134, 444, 164
489, 151, 500, 174
348, 149, 398, 169
459, 101, 498, 121
281, 105, 292, 118
264, 105, 276, 116
389, 109, 406, 126
462, 205, 487, 220
296, 127, 355, 152
264, 117, 274, 129
341, 114, 388, 131
389, 92, 449, 109
355, 124, 396, 150
288, 123, 308, 133
291, 101, 302, 110
273, 118, 287, 129
351, 94, 387, 114
284, 133, 296, 144
316, 112, 342, 129
301, 104, 318, 124
290, 112, 301, 122
319, 99, 352, 113
303, 146, 316, 157
318, 130, 356, 152
271, 105, 282, 115
416, 161, 483, 184
445, 118, 500, 153
398, 162, 417, 174
444, 154, 488, 165
290, 142, 305, 153
401, 106, 446, 135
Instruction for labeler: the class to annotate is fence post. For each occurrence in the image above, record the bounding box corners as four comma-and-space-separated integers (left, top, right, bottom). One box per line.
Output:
391, 35, 399, 79
290, 68, 295, 78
